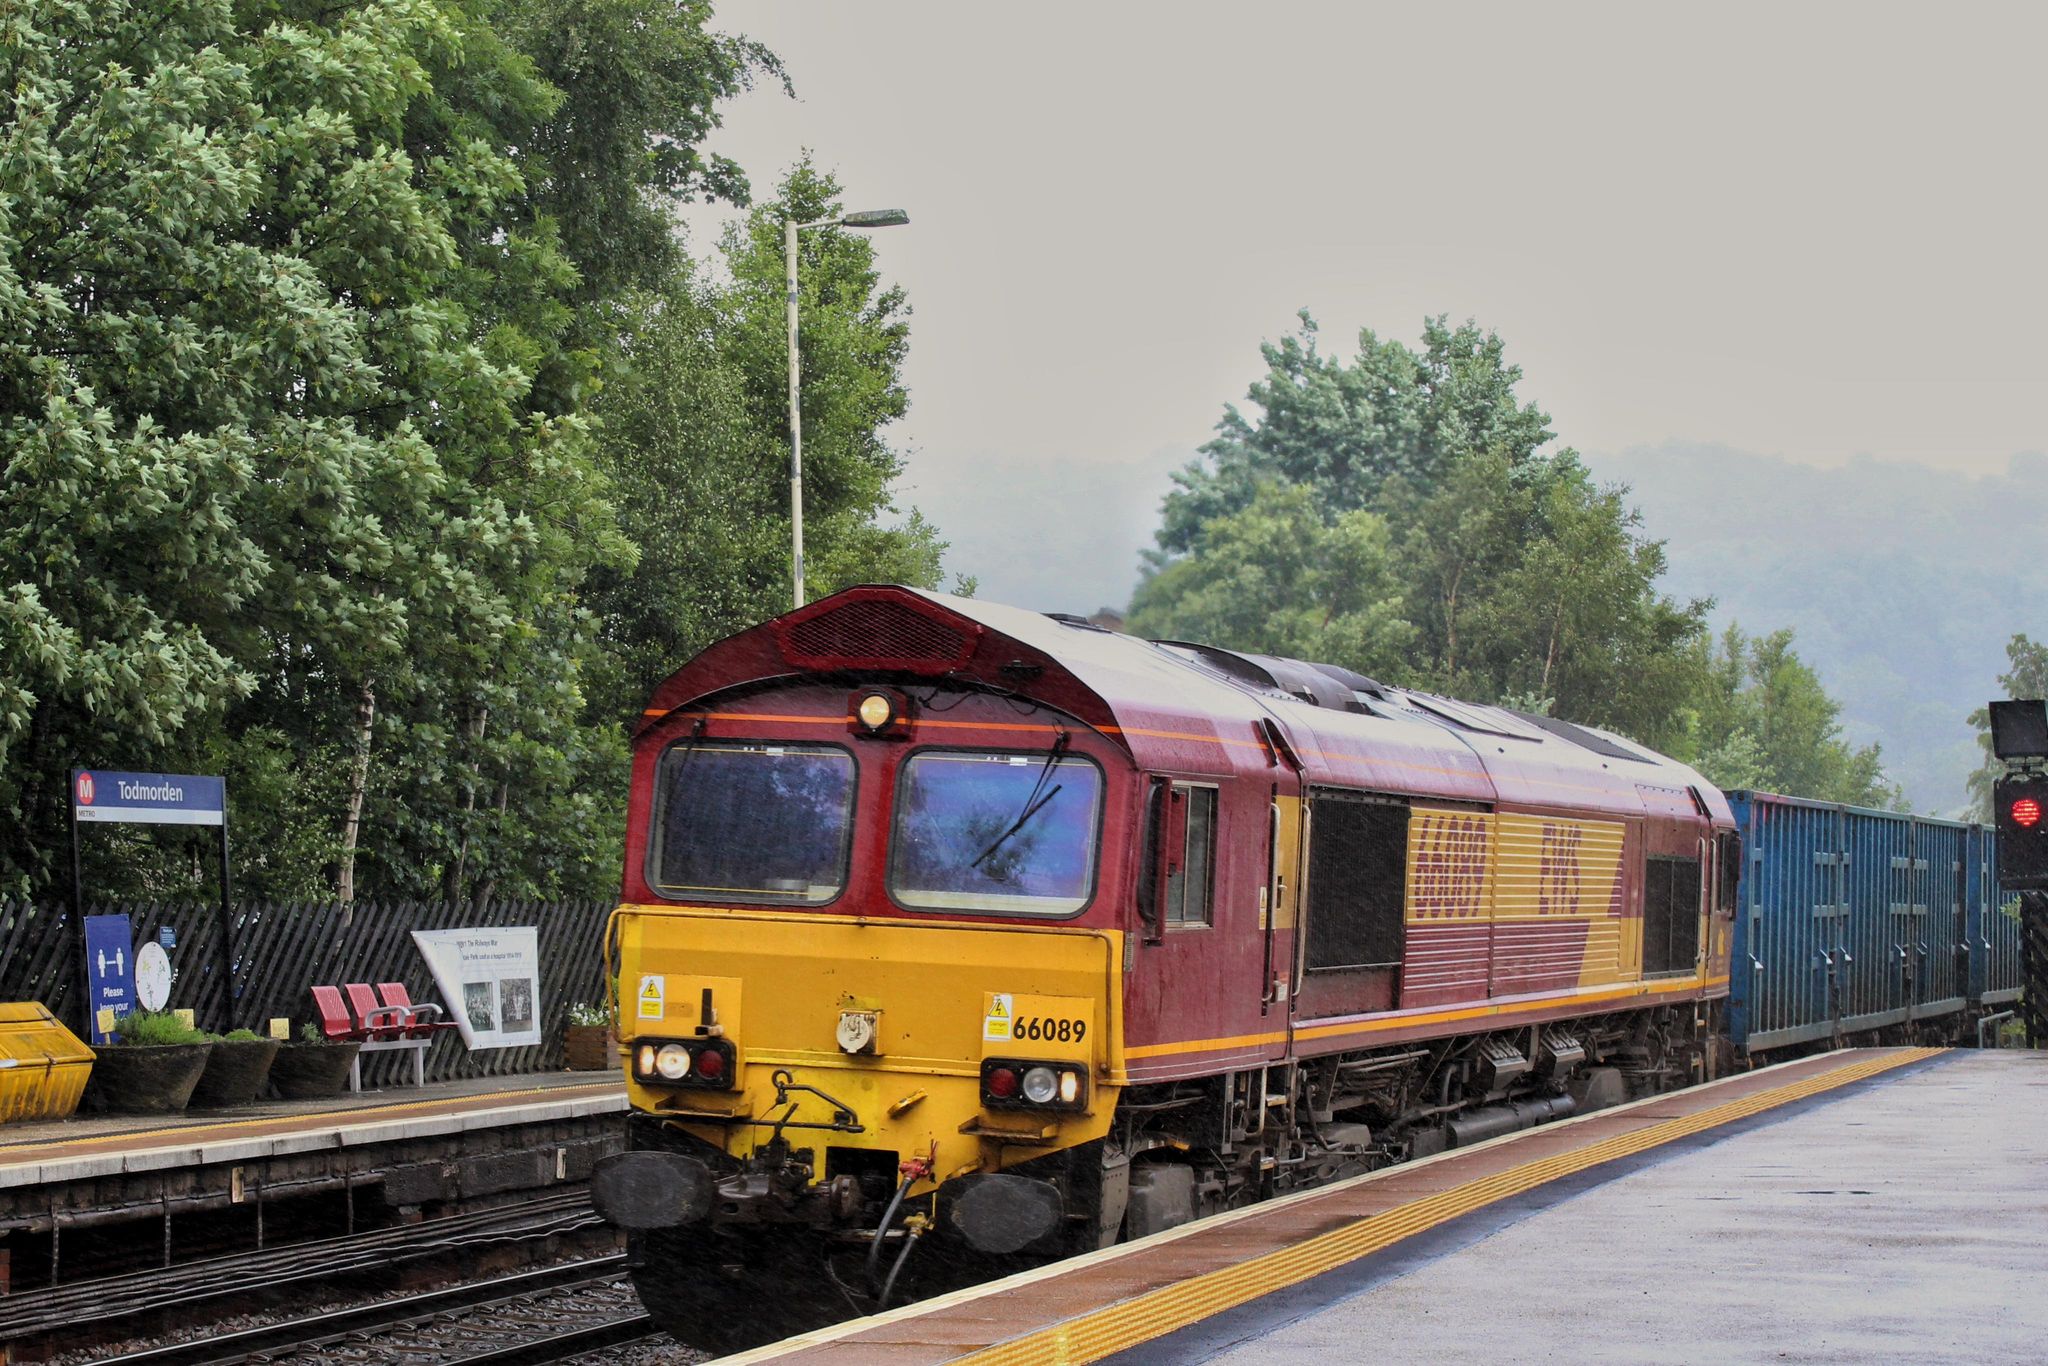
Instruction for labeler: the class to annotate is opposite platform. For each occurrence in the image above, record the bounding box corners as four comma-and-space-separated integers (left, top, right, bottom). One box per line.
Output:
0, 1070, 626, 1189
730, 1047, 2016, 1365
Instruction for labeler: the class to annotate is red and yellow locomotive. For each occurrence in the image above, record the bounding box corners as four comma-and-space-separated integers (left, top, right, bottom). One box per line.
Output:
593, 586, 1735, 1349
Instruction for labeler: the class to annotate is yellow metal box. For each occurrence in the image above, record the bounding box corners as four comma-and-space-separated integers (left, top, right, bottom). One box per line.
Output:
0, 1002, 96, 1123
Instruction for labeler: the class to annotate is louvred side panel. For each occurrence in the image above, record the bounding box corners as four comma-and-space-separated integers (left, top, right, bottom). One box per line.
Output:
773, 589, 982, 675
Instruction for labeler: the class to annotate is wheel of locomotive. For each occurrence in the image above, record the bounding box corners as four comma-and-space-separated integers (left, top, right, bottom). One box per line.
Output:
629, 1225, 848, 1355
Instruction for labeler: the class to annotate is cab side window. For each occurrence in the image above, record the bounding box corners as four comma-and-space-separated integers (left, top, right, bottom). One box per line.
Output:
1165, 784, 1217, 926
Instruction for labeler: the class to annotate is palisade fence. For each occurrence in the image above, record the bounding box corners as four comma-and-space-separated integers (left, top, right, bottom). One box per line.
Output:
0, 899, 611, 1087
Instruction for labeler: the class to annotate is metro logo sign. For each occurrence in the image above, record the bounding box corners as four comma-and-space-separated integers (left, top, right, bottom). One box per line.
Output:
71, 769, 225, 826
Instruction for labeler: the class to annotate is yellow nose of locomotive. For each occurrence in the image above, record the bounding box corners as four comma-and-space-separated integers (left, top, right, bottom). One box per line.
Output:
612, 906, 1120, 1205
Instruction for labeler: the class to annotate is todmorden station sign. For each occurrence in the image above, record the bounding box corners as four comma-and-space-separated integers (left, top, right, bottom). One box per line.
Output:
72, 770, 225, 826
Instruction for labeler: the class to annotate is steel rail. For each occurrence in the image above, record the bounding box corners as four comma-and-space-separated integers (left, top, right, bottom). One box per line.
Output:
442, 1311, 661, 1365
5, 1191, 602, 1343
88, 1256, 636, 1366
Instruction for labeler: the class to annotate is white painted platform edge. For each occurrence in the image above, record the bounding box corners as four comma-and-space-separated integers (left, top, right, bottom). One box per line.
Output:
0, 1090, 629, 1189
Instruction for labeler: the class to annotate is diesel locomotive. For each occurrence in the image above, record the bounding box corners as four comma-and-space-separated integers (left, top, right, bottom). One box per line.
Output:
589, 584, 1996, 1351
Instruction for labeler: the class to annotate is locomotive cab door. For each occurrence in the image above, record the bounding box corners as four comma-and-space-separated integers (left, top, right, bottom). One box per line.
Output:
1260, 717, 1308, 1061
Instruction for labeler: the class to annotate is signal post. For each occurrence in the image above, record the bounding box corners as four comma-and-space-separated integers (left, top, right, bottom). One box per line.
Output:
1989, 700, 2048, 1043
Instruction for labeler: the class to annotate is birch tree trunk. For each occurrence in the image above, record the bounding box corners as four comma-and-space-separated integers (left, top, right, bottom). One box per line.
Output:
337, 679, 376, 921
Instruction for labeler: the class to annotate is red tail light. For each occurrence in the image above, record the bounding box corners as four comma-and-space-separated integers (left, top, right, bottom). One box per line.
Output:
985, 1066, 1019, 1099
693, 1047, 725, 1081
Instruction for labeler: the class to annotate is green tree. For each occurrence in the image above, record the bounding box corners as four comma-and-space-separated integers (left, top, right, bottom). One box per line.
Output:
1156, 313, 1552, 553
1686, 626, 1901, 807
496, 0, 782, 308
1128, 483, 1415, 675
1966, 634, 2048, 817
1139, 313, 1706, 748
0, 0, 628, 901
584, 160, 947, 723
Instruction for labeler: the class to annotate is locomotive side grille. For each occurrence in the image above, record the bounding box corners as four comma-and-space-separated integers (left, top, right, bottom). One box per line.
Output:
777, 597, 980, 674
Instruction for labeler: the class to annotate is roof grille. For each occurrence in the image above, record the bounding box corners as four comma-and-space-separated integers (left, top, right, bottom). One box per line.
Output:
776, 597, 979, 675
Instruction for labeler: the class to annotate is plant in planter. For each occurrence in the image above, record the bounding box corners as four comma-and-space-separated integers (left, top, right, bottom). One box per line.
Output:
80, 1009, 215, 1114
564, 1002, 613, 1071
189, 1027, 283, 1108
267, 1021, 362, 1100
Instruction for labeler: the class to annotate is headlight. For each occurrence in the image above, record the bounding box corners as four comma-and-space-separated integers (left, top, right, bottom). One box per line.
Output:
981, 1058, 1087, 1111
634, 1037, 738, 1090
1022, 1066, 1059, 1104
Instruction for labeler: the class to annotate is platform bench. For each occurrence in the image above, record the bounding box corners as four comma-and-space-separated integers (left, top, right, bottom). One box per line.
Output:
310, 983, 458, 1090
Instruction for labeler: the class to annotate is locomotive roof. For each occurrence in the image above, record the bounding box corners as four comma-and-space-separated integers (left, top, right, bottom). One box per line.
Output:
638, 585, 1730, 825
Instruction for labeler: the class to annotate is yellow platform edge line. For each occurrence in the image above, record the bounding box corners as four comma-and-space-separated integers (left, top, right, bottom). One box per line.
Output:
954, 1047, 1943, 1366
0, 1080, 625, 1161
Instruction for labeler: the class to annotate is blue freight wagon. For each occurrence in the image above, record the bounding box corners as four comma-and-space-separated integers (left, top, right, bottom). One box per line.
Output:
1726, 791, 2022, 1054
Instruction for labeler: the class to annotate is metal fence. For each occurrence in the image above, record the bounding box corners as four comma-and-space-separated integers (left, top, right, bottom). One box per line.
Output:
0, 899, 610, 1085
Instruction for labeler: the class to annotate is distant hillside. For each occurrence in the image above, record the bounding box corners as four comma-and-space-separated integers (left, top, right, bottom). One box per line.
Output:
1587, 443, 2046, 816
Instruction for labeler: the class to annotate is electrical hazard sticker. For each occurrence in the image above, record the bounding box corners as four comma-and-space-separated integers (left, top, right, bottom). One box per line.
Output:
637, 974, 665, 1020
983, 992, 1013, 1041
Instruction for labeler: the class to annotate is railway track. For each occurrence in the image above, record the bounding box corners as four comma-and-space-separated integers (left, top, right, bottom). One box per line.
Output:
90, 1256, 664, 1365
4, 1191, 612, 1355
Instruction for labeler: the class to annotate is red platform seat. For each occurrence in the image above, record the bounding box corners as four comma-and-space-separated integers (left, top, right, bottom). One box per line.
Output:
376, 983, 458, 1039
307, 982, 452, 1091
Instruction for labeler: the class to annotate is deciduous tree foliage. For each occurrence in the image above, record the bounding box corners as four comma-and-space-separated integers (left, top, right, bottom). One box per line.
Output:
1687, 627, 1900, 808
1134, 312, 1895, 802
1, 2, 926, 902
584, 160, 948, 724
1135, 314, 1708, 751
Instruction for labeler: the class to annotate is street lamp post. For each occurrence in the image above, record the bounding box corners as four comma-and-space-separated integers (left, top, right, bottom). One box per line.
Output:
786, 207, 909, 610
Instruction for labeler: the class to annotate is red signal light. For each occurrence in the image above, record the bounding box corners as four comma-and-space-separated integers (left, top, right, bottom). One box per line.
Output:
2014, 797, 2043, 829
693, 1047, 725, 1081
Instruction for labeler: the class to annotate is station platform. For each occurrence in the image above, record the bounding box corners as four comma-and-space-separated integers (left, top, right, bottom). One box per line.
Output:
0, 1069, 624, 1189
735, 1047, 2044, 1365
0, 1069, 628, 1288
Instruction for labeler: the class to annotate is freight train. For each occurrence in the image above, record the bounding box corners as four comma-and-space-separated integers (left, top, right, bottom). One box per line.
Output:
590, 585, 2019, 1352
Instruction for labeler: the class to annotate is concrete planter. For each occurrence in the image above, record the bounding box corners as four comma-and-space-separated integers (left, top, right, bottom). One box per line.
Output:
268, 1040, 361, 1099
81, 1042, 214, 1114
565, 1024, 612, 1071
190, 1038, 282, 1107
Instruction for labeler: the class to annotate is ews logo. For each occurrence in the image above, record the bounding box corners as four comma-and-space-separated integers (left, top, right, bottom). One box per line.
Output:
1412, 813, 1488, 920
1538, 823, 1585, 916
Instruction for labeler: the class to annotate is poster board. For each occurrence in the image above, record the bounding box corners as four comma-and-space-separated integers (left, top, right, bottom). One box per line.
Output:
409, 926, 541, 1049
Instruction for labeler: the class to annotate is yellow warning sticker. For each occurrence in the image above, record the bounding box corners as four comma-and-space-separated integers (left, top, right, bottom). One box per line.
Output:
637, 974, 665, 1020
983, 992, 1013, 1042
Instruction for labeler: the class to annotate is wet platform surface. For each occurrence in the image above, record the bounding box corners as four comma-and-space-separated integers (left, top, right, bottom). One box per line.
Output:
734, 1047, 2045, 1365
0, 1069, 624, 1187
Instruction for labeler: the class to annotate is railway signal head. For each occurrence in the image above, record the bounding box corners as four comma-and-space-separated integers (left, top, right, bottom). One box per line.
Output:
1995, 772, 2048, 890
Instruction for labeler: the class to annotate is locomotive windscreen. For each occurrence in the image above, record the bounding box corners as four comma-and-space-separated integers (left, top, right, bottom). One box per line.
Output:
648, 741, 855, 904
890, 750, 1102, 915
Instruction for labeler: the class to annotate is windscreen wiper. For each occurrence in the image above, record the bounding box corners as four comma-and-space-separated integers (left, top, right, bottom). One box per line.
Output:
971, 729, 1069, 870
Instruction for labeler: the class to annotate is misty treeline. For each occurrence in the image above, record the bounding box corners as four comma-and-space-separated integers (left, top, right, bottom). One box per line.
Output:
0, 1, 945, 901
1130, 314, 1904, 810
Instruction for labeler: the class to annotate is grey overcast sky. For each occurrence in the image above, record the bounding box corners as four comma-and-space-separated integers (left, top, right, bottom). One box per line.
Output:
679, 1, 2046, 612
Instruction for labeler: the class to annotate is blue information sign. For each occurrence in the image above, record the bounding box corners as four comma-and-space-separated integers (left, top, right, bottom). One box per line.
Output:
72, 769, 225, 826
83, 913, 136, 1044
